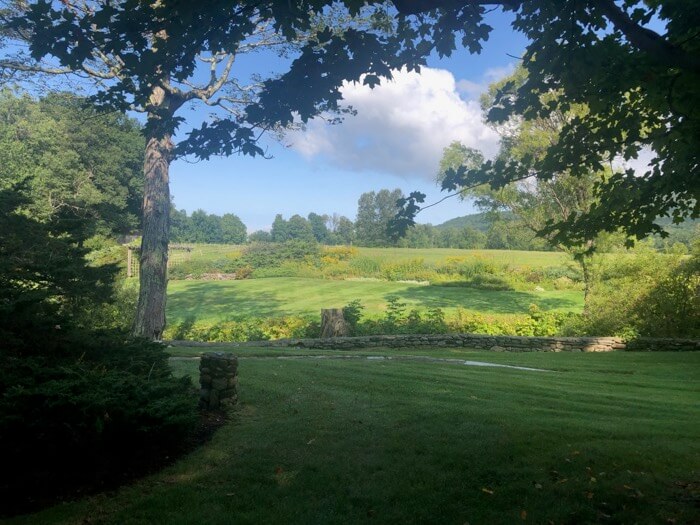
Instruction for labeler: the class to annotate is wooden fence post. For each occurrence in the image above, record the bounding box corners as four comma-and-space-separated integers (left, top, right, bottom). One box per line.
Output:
127, 247, 133, 278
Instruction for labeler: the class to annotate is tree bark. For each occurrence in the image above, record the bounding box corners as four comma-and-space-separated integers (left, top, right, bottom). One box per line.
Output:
132, 88, 174, 339
321, 308, 350, 338
580, 253, 592, 316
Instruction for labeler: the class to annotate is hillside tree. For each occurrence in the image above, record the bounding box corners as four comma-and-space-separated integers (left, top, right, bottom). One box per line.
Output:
307, 212, 330, 243
220, 213, 247, 244
270, 214, 289, 242
0, 90, 144, 236
355, 188, 404, 247
327, 213, 356, 245
287, 214, 316, 242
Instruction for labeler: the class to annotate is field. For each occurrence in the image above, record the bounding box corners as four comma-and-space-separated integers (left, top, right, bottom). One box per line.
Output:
15, 348, 700, 524
168, 245, 572, 268
354, 246, 571, 266
165, 246, 585, 329
167, 277, 583, 323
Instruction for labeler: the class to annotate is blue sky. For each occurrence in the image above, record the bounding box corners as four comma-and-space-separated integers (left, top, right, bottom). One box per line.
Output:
169, 8, 529, 232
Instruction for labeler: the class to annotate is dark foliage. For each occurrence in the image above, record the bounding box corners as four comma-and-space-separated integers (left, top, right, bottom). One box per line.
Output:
0, 335, 197, 517
0, 182, 197, 516
238, 240, 320, 269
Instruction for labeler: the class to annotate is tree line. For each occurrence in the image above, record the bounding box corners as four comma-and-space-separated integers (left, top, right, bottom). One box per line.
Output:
171, 191, 695, 251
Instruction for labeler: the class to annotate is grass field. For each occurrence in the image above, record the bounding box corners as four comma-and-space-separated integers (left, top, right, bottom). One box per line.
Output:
354, 247, 571, 267
167, 277, 583, 323
15, 349, 700, 524
166, 244, 572, 269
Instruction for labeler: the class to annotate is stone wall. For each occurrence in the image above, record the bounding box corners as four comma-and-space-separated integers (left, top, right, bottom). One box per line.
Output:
256, 334, 625, 352
199, 352, 238, 410
176, 335, 699, 353
236, 334, 700, 352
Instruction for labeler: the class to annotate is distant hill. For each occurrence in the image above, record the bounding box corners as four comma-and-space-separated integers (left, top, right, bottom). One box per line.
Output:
435, 212, 697, 249
435, 211, 515, 232
653, 217, 698, 249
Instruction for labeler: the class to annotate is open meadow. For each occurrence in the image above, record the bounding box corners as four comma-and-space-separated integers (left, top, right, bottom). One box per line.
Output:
166, 244, 573, 269
167, 277, 583, 323
163, 246, 587, 340
13, 348, 700, 525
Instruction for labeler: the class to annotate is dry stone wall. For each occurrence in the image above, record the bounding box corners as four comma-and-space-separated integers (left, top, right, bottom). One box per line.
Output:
232, 335, 700, 352
176, 335, 699, 352
199, 352, 238, 410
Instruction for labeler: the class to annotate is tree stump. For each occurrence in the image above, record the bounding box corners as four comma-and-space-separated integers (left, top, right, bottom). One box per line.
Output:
320, 308, 349, 338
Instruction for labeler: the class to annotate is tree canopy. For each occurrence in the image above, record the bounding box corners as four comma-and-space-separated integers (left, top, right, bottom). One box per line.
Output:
0, 90, 144, 236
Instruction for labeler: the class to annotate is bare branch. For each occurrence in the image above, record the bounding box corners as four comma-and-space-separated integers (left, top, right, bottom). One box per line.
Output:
0, 60, 73, 76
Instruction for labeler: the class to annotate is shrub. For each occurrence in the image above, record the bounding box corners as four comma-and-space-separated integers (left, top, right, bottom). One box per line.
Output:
468, 274, 514, 291
239, 240, 320, 269
456, 256, 498, 278
165, 316, 318, 342
321, 245, 358, 262
348, 256, 382, 276
343, 299, 365, 335
383, 296, 407, 332
0, 336, 197, 516
552, 276, 576, 290
380, 258, 429, 281
235, 265, 254, 279
168, 257, 238, 279
81, 279, 139, 331
578, 249, 699, 337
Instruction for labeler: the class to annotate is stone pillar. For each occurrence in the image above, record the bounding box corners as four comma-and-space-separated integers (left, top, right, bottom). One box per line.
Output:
199, 352, 238, 410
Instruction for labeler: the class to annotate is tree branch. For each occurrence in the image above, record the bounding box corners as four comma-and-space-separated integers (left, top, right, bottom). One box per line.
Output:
595, 0, 700, 73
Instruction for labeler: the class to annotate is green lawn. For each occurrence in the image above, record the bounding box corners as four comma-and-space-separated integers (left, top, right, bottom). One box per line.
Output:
16, 350, 700, 524
167, 277, 583, 323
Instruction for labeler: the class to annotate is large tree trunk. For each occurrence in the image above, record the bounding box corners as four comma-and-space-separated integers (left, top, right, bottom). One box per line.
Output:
132, 132, 172, 339
132, 87, 174, 339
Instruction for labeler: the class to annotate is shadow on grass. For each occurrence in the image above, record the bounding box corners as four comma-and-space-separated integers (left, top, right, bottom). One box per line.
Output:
388, 284, 581, 314
167, 281, 283, 321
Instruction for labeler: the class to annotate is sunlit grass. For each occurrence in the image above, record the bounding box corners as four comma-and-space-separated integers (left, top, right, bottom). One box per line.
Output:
166, 277, 583, 323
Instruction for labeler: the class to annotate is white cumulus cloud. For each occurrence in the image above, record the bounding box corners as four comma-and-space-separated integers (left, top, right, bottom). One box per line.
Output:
290, 67, 501, 180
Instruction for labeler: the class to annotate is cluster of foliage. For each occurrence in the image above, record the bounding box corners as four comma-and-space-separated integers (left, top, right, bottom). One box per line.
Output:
166, 300, 575, 343
166, 315, 320, 342
345, 299, 573, 337
570, 247, 700, 338
392, 1, 699, 249
398, 217, 552, 251
354, 188, 404, 247
171, 203, 695, 252
0, 90, 144, 237
267, 212, 355, 245
170, 207, 246, 244
0, 336, 196, 516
